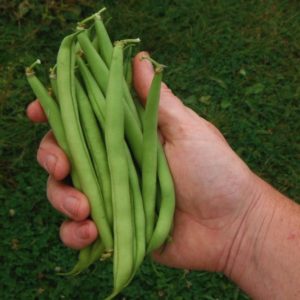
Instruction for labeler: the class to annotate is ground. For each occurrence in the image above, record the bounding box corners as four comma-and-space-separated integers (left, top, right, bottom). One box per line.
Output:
0, 0, 299, 299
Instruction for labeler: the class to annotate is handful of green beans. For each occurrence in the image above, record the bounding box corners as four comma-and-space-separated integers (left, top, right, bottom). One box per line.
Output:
26, 8, 175, 299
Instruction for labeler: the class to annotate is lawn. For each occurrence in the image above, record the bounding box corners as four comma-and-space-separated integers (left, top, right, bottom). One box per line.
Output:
0, 0, 299, 299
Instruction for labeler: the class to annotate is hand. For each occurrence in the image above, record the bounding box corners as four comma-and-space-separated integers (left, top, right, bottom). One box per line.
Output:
27, 52, 260, 271
133, 53, 260, 272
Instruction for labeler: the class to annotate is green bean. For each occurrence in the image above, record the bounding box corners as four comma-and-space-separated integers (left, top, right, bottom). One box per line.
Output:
74, 37, 112, 268
123, 46, 133, 87
105, 40, 135, 298
76, 47, 146, 279
141, 59, 164, 243
25, 60, 80, 189
125, 147, 146, 280
89, 238, 105, 266
95, 49, 175, 250
76, 44, 147, 278
133, 96, 145, 125
77, 30, 108, 93
94, 10, 113, 67
62, 238, 105, 276
77, 26, 141, 126
76, 50, 145, 278
59, 246, 91, 276
26, 61, 65, 151
76, 38, 142, 168
57, 31, 113, 252
92, 35, 99, 52
75, 77, 112, 225
122, 77, 141, 126
146, 142, 175, 253
49, 65, 58, 100
25, 60, 100, 276
76, 55, 106, 127
105, 58, 175, 254
94, 10, 140, 118
105, 52, 175, 253
27, 10, 177, 295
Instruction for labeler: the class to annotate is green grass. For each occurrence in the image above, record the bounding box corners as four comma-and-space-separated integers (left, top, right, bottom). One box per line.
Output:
1, 0, 299, 299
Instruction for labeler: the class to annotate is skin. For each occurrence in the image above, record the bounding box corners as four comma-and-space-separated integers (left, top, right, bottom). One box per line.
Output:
27, 52, 300, 299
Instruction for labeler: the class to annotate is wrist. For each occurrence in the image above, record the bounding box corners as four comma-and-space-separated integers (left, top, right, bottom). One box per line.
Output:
223, 176, 276, 276
223, 175, 299, 298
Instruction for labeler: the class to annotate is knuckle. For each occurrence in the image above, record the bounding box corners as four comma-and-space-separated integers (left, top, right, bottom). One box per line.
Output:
62, 195, 82, 220
70, 201, 81, 220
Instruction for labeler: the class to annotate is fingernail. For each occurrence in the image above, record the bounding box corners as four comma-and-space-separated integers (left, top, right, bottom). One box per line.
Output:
44, 155, 57, 174
77, 224, 90, 240
63, 197, 79, 217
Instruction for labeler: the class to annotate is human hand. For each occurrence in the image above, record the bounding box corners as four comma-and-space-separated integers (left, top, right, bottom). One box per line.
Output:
27, 51, 261, 272
133, 53, 261, 272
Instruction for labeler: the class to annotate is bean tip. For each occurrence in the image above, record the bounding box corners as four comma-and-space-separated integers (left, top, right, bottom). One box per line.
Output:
141, 56, 166, 72
115, 38, 141, 48
25, 59, 42, 76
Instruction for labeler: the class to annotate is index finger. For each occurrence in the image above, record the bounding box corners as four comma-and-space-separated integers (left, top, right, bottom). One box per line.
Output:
27, 99, 48, 123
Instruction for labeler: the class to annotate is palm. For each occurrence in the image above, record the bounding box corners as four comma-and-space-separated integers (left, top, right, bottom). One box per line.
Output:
155, 109, 254, 271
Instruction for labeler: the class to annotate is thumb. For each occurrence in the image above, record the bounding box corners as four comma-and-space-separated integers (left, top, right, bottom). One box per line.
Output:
133, 51, 189, 141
